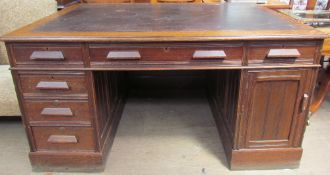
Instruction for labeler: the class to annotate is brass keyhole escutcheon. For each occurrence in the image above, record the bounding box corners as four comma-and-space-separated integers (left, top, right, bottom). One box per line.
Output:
53, 100, 60, 106
59, 127, 65, 131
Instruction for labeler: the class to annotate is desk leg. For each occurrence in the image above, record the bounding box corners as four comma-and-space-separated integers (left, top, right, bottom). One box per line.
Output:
209, 68, 316, 170
26, 71, 126, 171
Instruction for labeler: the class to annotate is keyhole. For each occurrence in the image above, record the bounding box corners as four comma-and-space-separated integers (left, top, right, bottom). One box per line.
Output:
53, 100, 60, 106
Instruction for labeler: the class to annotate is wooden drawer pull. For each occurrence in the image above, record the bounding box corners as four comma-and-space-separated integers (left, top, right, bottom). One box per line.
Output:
47, 135, 78, 144
267, 49, 301, 58
193, 50, 227, 59
107, 50, 141, 60
41, 108, 73, 117
36, 81, 69, 90
30, 51, 64, 60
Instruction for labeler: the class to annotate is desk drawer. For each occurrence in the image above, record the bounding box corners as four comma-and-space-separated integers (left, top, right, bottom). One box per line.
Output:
89, 43, 243, 64
11, 43, 84, 67
248, 41, 318, 64
18, 71, 88, 95
32, 126, 95, 151
24, 99, 92, 123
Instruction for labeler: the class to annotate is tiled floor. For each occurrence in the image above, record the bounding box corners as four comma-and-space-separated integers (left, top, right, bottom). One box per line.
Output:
0, 92, 329, 175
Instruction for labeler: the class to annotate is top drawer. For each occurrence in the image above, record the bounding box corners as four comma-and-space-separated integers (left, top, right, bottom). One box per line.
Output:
89, 43, 243, 66
247, 41, 319, 65
10, 43, 84, 67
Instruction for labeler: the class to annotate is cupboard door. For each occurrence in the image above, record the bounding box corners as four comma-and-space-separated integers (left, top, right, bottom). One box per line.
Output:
240, 69, 311, 149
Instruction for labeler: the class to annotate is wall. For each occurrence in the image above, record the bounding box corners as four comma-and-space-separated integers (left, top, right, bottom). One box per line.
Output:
0, 0, 57, 64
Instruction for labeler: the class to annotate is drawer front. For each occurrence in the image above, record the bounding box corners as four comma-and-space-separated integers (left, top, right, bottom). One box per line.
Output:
89, 43, 243, 65
32, 126, 95, 151
11, 43, 84, 67
24, 99, 92, 123
18, 71, 88, 95
248, 41, 318, 64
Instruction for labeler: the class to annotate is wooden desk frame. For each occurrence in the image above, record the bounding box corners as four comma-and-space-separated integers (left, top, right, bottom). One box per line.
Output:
1, 3, 326, 172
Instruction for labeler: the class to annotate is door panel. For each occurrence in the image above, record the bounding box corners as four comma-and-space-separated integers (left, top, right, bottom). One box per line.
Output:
241, 69, 309, 149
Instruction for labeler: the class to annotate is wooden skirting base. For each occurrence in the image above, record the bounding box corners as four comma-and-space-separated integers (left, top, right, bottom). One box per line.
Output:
29, 151, 104, 172
230, 148, 302, 170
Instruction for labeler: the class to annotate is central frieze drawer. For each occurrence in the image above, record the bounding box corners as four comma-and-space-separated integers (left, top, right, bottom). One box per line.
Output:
11, 43, 84, 67
24, 99, 92, 123
89, 43, 243, 64
18, 71, 88, 96
31, 126, 96, 151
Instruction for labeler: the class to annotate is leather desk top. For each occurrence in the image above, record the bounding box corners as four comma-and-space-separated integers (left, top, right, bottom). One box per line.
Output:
1, 3, 326, 42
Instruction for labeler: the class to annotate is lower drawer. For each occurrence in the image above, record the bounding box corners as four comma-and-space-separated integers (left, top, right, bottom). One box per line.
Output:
24, 99, 92, 123
32, 126, 96, 151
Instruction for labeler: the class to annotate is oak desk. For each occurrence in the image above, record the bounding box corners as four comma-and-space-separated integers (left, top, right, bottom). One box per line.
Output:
1, 3, 326, 171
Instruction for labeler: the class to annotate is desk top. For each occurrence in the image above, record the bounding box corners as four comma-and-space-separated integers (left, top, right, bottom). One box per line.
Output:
2, 3, 326, 42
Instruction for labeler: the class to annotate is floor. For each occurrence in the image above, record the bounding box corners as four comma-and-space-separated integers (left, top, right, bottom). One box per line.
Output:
0, 91, 329, 175
0, 65, 20, 116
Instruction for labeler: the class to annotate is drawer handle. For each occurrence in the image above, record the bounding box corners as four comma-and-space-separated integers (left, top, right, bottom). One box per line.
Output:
36, 81, 69, 90
107, 51, 141, 60
193, 50, 227, 60
267, 49, 301, 58
47, 135, 78, 144
30, 51, 65, 61
41, 108, 73, 117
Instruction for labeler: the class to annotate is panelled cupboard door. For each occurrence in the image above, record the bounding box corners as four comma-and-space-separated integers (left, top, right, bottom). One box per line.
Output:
239, 69, 311, 149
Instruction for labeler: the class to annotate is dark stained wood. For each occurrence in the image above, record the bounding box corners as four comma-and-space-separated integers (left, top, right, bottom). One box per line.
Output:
230, 148, 303, 170
240, 69, 309, 149
10, 43, 84, 68
248, 41, 320, 65
208, 70, 241, 163
29, 151, 104, 171
89, 42, 243, 67
18, 71, 88, 95
32, 126, 96, 151
1, 3, 326, 172
93, 72, 126, 147
25, 99, 92, 124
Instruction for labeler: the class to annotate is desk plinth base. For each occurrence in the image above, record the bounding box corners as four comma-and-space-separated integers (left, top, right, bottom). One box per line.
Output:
29, 152, 105, 172
230, 148, 302, 170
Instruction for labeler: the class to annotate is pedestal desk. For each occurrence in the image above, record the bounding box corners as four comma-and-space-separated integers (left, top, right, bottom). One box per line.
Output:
1, 3, 326, 171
